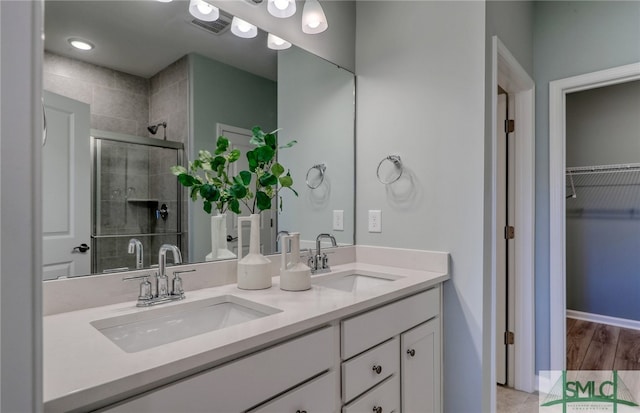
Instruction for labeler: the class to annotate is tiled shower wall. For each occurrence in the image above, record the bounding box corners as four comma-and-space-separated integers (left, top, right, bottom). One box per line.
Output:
148, 56, 189, 260
43, 52, 150, 137
43, 52, 189, 273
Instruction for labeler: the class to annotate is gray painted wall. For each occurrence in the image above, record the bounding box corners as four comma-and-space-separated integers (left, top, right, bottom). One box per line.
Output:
565, 81, 640, 321
188, 53, 277, 262
277, 46, 355, 247
355, 2, 487, 411
533, 0, 640, 371
210, 0, 355, 73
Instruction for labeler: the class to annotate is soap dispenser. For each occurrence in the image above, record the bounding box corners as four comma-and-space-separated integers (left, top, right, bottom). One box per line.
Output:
279, 232, 311, 291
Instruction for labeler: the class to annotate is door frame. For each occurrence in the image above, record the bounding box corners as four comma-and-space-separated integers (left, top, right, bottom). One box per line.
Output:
490, 36, 536, 394
548, 61, 640, 370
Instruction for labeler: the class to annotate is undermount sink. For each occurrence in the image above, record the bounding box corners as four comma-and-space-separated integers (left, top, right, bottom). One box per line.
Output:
91, 295, 281, 353
313, 273, 398, 293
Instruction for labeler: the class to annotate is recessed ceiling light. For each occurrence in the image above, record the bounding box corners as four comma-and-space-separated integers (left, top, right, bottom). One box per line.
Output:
68, 38, 94, 51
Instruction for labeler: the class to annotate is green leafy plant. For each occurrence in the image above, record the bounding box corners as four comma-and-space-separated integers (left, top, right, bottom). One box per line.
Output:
170, 135, 247, 215
239, 126, 298, 213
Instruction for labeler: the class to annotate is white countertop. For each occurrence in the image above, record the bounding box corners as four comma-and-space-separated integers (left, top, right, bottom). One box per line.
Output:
43, 261, 448, 412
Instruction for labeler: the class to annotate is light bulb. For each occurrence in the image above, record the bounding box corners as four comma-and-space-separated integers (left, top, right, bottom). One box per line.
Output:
268, 33, 292, 50
189, 0, 219, 22
267, 0, 296, 18
274, 0, 289, 11
301, 0, 328, 34
307, 17, 320, 29
231, 17, 258, 38
196, 1, 212, 14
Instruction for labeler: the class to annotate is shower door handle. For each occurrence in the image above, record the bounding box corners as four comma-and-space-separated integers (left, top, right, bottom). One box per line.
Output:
72, 243, 90, 253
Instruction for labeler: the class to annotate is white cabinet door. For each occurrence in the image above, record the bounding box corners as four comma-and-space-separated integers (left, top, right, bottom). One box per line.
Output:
401, 319, 441, 413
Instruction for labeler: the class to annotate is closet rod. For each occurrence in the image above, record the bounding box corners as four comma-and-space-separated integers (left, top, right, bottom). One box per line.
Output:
566, 162, 640, 175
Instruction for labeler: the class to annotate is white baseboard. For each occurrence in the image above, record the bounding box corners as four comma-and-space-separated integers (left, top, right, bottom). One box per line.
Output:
566, 309, 640, 331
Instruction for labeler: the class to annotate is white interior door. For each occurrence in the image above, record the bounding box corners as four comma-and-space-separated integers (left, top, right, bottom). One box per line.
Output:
496, 93, 508, 385
496, 91, 517, 386
42, 91, 91, 280
218, 124, 275, 256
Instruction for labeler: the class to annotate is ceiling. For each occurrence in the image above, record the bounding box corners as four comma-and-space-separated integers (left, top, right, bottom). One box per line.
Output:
44, 0, 278, 80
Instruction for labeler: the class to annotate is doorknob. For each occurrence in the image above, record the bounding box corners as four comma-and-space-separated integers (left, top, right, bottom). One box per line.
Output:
72, 243, 90, 253
226, 235, 238, 242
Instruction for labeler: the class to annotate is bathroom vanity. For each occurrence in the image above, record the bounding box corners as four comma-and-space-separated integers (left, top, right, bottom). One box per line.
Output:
43, 246, 448, 413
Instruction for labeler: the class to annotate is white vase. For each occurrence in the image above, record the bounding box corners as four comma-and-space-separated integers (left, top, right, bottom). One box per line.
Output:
205, 213, 236, 261
279, 232, 311, 291
237, 214, 272, 289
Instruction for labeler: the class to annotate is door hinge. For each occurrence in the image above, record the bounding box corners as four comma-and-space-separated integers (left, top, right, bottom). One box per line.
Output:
504, 226, 515, 240
505, 119, 515, 134
504, 331, 515, 345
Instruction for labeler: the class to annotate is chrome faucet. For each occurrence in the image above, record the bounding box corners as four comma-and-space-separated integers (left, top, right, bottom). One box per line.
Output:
128, 238, 144, 269
158, 244, 182, 298
311, 233, 337, 274
124, 244, 190, 307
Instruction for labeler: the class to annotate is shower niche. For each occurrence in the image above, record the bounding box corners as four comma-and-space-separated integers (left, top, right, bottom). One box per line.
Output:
92, 131, 184, 274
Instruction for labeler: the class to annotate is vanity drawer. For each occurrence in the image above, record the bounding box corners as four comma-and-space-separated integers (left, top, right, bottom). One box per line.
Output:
250, 370, 338, 413
342, 374, 400, 413
342, 336, 399, 403
102, 326, 335, 413
341, 288, 439, 359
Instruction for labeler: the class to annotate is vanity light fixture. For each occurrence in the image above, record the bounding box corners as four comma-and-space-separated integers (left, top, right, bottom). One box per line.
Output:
189, 0, 219, 22
267, 0, 296, 18
68, 38, 94, 51
301, 0, 328, 34
231, 17, 258, 38
267, 33, 292, 50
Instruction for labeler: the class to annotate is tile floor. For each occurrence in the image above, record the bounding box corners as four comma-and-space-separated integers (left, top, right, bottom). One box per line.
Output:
496, 385, 540, 413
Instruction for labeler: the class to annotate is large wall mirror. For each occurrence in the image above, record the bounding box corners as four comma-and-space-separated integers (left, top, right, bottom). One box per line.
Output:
42, 0, 355, 279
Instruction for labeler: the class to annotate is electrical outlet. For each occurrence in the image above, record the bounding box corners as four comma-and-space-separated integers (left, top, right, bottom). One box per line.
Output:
333, 210, 344, 231
368, 210, 382, 233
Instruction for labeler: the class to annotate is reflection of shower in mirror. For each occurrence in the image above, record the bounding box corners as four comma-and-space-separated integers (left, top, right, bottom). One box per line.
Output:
147, 122, 167, 140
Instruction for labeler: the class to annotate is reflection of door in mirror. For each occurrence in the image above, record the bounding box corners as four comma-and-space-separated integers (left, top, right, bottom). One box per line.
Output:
218, 124, 275, 257
42, 91, 91, 280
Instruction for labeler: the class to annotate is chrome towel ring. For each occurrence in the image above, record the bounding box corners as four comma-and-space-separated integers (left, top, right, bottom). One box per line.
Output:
376, 155, 403, 184
306, 163, 326, 189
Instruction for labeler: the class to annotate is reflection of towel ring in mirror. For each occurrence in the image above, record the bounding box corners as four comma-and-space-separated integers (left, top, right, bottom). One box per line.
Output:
377, 155, 403, 184
306, 163, 326, 189
42, 100, 47, 146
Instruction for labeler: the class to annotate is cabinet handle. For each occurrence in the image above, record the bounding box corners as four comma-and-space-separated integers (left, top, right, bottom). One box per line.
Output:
407, 348, 416, 357
372, 406, 383, 413
372, 364, 382, 374
296, 410, 307, 413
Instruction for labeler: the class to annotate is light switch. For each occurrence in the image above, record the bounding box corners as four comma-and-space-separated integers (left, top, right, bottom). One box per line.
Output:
333, 210, 344, 231
368, 210, 381, 233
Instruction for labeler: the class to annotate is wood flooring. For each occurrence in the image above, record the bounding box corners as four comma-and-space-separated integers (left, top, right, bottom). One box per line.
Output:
566, 318, 640, 370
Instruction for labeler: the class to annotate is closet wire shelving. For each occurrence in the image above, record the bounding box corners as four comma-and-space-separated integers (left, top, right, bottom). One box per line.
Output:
566, 163, 640, 218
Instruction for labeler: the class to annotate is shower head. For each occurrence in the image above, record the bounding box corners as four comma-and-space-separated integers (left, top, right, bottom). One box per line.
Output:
147, 122, 167, 136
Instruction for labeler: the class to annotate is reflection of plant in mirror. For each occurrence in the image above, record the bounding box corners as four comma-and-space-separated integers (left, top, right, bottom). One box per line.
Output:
170, 136, 247, 215
240, 126, 298, 213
